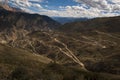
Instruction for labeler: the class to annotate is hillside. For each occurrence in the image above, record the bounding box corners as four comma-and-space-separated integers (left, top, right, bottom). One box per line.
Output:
58, 16, 120, 74
0, 44, 120, 80
0, 7, 60, 31
59, 16, 120, 33
0, 7, 120, 80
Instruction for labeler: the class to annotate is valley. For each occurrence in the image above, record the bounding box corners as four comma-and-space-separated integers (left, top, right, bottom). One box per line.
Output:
0, 5, 120, 80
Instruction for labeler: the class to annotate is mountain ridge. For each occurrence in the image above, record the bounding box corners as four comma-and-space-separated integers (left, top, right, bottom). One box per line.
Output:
52, 17, 88, 24
0, 6, 60, 31
59, 16, 120, 33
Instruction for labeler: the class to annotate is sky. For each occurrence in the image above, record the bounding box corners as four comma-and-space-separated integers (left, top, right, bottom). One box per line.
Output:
0, 0, 120, 17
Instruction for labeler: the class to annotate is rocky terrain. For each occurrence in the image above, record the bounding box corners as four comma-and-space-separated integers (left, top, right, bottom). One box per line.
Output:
58, 16, 120, 74
0, 5, 120, 80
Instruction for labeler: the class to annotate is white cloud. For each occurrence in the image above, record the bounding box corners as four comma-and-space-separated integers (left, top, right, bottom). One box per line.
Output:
39, 4, 119, 18
2, 0, 43, 9
0, 0, 120, 17
42, 0, 119, 17
74, 0, 120, 12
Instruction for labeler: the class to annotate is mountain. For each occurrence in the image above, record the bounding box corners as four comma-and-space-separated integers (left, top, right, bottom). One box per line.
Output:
0, 6, 60, 31
52, 17, 88, 24
0, 7, 60, 49
0, 7, 120, 80
59, 16, 120, 32
58, 16, 120, 74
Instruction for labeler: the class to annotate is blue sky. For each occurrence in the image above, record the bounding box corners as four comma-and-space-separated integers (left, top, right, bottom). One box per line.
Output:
30, 0, 79, 10
41, 0, 77, 8
0, 0, 120, 17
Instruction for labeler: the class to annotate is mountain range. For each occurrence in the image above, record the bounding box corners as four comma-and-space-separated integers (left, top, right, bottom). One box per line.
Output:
52, 17, 88, 24
0, 5, 120, 80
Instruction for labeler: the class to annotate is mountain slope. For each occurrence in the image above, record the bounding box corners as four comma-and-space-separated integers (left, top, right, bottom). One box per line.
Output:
0, 44, 120, 80
59, 16, 120, 33
0, 44, 52, 80
57, 16, 120, 74
0, 7, 60, 31
0, 7, 120, 80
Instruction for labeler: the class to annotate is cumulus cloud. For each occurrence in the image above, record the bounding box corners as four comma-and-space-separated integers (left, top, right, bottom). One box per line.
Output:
0, 0, 120, 17
0, 0, 43, 9
74, 0, 120, 12
43, 0, 119, 17
41, 3, 118, 17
